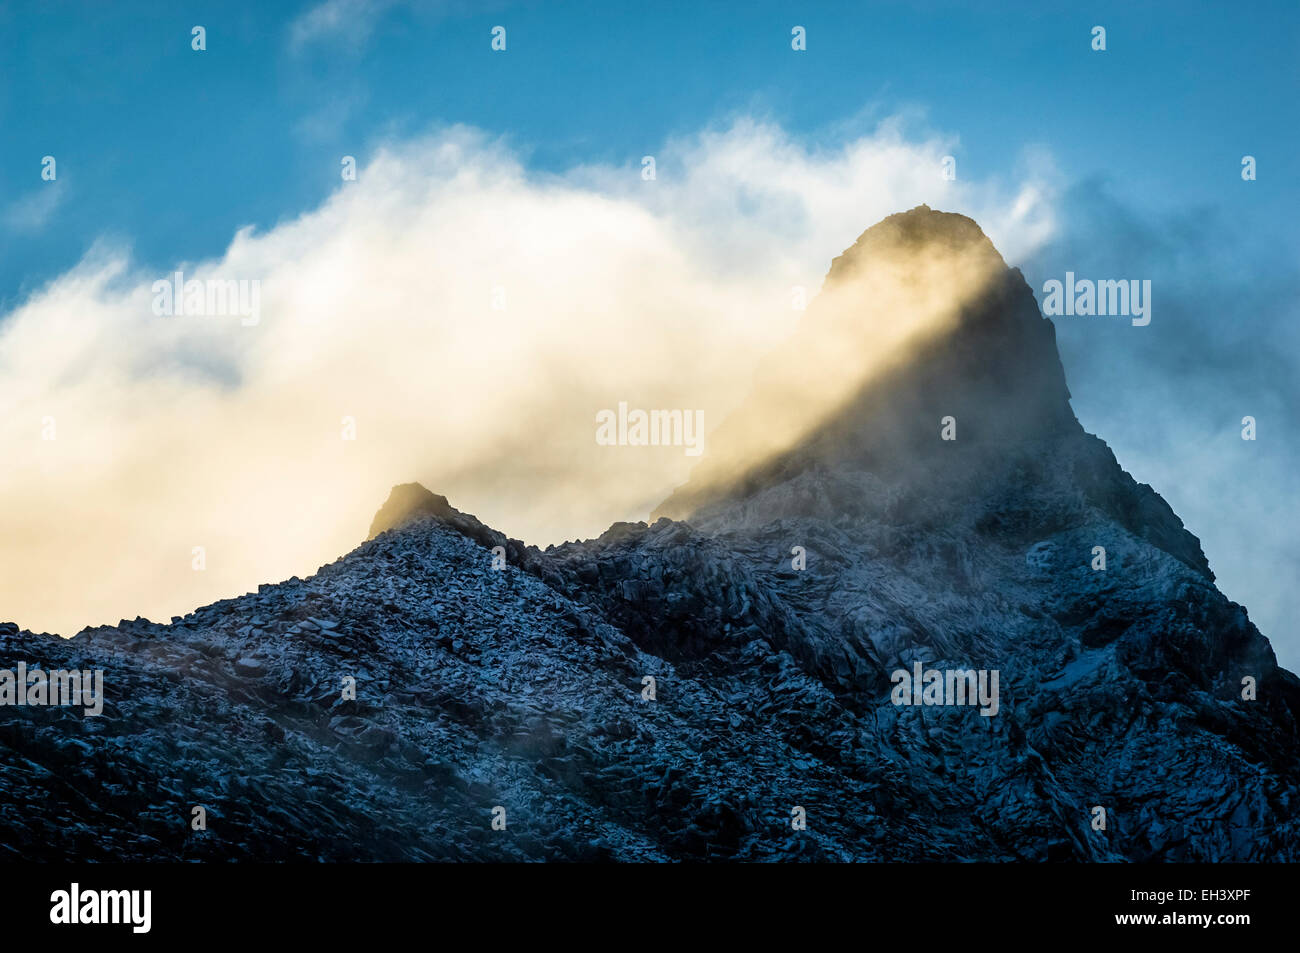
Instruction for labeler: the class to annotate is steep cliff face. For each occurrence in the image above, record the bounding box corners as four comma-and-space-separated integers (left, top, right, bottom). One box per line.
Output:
2, 207, 1297, 861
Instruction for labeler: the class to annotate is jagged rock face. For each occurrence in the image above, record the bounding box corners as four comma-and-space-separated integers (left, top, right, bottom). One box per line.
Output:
2, 207, 1298, 861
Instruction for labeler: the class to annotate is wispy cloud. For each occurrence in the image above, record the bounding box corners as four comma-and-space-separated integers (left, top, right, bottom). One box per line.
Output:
287, 0, 504, 54
288, 0, 397, 54
4, 182, 67, 232
1021, 180, 1300, 664
292, 90, 370, 143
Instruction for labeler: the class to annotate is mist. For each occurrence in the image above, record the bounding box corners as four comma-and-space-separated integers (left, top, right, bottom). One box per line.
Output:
0, 117, 1055, 637
1020, 180, 1300, 667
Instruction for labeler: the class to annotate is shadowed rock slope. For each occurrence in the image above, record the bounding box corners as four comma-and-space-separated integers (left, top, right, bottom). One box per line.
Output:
2, 206, 1297, 861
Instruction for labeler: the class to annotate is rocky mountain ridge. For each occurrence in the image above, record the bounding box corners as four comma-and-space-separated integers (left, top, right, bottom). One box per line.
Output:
2, 206, 1296, 861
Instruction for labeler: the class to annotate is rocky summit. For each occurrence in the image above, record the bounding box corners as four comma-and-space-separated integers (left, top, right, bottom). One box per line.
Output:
2, 206, 1297, 862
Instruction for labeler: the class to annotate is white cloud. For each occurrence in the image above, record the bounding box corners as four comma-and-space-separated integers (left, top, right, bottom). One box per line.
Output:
0, 118, 1057, 636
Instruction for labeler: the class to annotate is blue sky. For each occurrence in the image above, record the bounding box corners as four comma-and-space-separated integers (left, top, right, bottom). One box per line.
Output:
3, 0, 1295, 304
1, 0, 1297, 664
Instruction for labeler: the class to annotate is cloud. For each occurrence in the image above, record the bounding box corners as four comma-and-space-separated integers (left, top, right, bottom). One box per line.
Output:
287, 0, 483, 54
1020, 180, 1300, 666
0, 117, 1055, 638
4, 182, 67, 232
288, 0, 397, 53
292, 90, 370, 143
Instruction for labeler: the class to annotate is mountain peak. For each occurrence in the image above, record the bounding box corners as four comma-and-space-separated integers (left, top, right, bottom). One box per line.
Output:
654, 207, 1212, 578
368, 482, 457, 538
824, 205, 1004, 288
655, 207, 1069, 515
